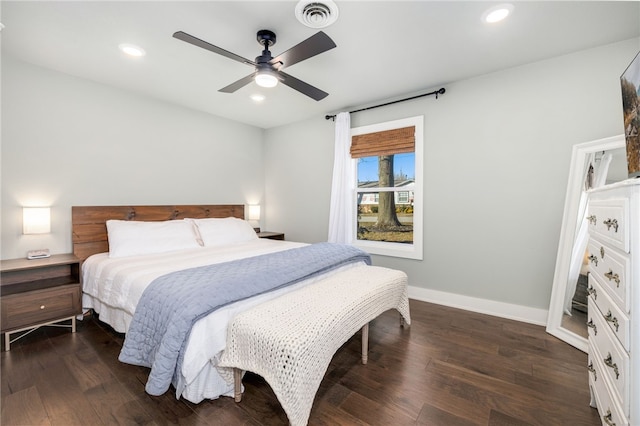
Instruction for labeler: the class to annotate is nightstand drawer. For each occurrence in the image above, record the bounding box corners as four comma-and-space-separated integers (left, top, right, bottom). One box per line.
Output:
1, 284, 81, 332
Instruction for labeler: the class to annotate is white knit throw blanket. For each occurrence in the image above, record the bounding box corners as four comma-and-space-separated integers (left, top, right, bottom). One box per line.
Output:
218, 264, 411, 426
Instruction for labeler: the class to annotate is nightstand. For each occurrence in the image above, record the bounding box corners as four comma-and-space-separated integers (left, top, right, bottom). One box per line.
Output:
257, 231, 285, 240
0, 254, 81, 351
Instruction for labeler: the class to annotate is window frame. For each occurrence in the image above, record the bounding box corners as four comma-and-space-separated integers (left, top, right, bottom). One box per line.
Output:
351, 115, 423, 260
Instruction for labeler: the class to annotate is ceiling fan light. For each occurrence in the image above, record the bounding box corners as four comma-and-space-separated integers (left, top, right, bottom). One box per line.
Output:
255, 71, 278, 88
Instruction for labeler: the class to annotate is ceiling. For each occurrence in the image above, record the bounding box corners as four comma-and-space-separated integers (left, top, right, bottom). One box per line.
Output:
2, 1, 639, 129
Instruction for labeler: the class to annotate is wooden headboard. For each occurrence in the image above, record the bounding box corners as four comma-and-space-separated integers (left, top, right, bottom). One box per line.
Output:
72, 205, 244, 262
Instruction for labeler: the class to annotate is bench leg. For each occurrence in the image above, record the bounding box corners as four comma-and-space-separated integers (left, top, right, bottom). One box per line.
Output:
400, 314, 405, 327
233, 368, 242, 402
361, 323, 369, 365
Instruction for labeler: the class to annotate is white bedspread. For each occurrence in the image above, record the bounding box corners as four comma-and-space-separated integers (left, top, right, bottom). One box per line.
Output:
82, 239, 362, 402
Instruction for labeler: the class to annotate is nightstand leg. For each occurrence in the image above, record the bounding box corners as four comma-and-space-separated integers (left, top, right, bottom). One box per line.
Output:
4, 333, 10, 351
72, 317, 76, 333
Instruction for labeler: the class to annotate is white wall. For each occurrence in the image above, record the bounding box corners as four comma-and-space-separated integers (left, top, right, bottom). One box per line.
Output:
263, 117, 335, 243
263, 38, 640, 314
1, 56, 265, 259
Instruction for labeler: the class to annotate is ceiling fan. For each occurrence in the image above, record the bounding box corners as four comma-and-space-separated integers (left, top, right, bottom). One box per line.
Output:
173, 29, 336, 101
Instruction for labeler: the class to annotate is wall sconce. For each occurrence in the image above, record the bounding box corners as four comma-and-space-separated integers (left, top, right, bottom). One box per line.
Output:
23, 207, 51, 234
248, 204, 261, 233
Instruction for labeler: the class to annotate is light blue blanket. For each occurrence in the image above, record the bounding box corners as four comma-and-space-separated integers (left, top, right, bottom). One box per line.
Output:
118, 242, 371, 396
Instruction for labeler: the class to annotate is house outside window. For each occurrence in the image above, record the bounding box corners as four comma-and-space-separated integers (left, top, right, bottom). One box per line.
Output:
351, 116, 423, 260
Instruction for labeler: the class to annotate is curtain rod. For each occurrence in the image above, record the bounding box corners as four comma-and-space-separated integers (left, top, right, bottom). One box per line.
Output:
324, 87, 445, 121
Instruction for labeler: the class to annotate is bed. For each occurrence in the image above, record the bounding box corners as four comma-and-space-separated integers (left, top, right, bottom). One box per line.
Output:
72, 204, 410, 416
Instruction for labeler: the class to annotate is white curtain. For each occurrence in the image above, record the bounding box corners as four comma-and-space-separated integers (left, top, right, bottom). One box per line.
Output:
328, 112, 355, 244
563, 152, 613, 314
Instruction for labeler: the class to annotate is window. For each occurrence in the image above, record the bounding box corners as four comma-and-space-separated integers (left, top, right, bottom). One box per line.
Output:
351, 116, 423, 260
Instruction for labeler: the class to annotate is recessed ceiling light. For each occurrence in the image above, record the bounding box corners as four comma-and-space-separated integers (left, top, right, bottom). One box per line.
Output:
482, 4, 514, 24
119, 43, 146, 57
250, 94, 266, 102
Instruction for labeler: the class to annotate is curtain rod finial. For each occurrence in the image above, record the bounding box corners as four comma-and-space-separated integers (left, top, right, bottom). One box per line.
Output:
325, 114, 336, 121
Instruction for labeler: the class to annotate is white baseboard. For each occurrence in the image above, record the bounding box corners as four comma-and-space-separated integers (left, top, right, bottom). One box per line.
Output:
408, 285, 549, 326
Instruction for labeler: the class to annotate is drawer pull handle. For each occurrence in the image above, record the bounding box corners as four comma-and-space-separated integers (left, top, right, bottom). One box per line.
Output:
587, 285, 597, 299
588, 254, 598, 266
40, 305, 45, 310
604, 353, 620, 379
587, 215, 597, 225
587, 361, 597, 381
603, 218, 618, 232
603, 409, 616, 426
600, 246, 606, 258
604, 270, 620, 287
604, 310, 620, 332
587, 319, 597, 335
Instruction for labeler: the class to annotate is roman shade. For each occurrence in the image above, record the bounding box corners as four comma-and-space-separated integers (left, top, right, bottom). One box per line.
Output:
350, 126, 415, 158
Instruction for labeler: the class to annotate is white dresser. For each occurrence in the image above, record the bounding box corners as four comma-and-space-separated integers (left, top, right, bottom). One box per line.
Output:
586, 179, 639, 426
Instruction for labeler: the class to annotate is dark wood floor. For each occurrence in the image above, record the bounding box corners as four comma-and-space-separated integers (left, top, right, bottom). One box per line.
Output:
1, 299, 600, 425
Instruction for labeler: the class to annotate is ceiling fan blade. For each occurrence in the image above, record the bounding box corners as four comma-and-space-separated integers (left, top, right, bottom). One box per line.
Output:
271, 31, 336, 69
173, 31, 256, 66
219, 73, 256, 93
279, 71, 328, 101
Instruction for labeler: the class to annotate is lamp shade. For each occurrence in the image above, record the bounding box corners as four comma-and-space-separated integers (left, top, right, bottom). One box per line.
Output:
23, 207, 51, 234
248, 205, 261, 221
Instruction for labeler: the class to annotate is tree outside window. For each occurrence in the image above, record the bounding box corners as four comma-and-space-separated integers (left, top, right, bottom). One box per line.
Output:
356, 153, 414, 244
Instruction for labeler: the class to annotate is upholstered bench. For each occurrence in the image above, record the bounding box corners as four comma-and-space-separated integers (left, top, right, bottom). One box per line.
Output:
218, 264, 411, 426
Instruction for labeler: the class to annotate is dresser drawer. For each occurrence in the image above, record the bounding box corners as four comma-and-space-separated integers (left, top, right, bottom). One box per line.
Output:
588, 198, 629, 253
588, 297, 630, 415
587, 239, 630, 312
589, 340, 629, 426
589, 275, 630, 351
0, 283, 81, 332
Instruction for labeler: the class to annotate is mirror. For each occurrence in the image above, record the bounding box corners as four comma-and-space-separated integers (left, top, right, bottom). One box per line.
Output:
546, 135, 627, 351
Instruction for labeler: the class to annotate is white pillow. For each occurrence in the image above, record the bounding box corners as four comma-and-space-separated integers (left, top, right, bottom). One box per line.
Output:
187, 217, 258, 247
106, 219, 201, 258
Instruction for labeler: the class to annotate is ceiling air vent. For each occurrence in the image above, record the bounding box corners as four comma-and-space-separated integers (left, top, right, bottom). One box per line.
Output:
295, 1, 339, 29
